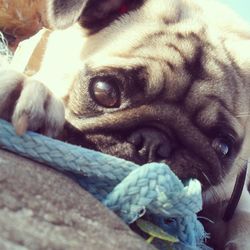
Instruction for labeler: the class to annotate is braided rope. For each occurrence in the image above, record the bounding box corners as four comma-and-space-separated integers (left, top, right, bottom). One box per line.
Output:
0, 119, 209, 249
0, 30, 209, 249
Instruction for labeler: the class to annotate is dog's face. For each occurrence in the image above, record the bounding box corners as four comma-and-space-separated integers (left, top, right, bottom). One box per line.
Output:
1, 0, 249, 248
44, 0, 250, 195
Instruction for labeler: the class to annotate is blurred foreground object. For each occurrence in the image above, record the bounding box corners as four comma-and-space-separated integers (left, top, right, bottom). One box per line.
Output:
0, 0, 48, 50
0, 31, 12, 66
0, 148, 155, 250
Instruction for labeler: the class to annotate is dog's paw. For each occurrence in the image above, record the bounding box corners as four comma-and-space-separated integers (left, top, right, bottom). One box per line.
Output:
0, 69, 65, 137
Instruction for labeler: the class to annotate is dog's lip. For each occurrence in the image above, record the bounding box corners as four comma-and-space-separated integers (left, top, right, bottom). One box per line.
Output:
67, 123, 218, 190
67, 108, 221, 187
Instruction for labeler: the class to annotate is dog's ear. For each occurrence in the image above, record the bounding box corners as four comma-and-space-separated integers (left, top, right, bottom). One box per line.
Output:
47, 0, 88, 29
47, 0, 128, 30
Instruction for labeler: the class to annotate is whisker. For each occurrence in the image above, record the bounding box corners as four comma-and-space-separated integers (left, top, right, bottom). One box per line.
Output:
191, 165, 222, 204
238, 156, 248, 164
236, 115, 250, 118
201, 171, 213, 187
204, 175, 221, 201
236, 113, 250, 118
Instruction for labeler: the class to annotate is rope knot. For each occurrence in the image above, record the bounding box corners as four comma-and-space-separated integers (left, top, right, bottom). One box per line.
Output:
0, 119, 210, 249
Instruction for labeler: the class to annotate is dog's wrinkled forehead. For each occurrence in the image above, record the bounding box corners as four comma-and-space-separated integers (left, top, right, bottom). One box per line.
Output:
47, 0, 250, 108
47, 0, 185, 95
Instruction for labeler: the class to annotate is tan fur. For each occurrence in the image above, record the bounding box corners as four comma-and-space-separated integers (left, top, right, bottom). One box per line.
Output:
1, 0, 250, 249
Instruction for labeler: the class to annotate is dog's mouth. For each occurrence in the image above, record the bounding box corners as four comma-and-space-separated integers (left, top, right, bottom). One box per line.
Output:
63, 122, 221, 191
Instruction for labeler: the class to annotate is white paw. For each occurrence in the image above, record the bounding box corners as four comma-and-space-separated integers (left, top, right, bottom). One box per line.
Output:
0, 69, 65, 137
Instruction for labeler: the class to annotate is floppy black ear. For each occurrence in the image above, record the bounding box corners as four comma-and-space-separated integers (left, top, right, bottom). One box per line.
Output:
47, 0, 88, 29
47, 0, 127, 30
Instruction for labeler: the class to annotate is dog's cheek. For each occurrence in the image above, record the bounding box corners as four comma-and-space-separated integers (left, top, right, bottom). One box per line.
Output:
165, 149, 220, 188
63, 127, 221, 187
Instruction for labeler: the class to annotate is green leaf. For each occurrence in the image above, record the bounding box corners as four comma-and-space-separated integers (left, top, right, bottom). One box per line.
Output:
146, 236, 155, 244
136, 219, 179, 243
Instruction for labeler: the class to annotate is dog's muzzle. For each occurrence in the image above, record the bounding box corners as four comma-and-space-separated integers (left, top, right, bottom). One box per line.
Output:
127, 127, 172, 163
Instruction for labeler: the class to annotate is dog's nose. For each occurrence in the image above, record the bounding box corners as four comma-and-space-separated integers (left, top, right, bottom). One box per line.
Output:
127, 128, 172, 162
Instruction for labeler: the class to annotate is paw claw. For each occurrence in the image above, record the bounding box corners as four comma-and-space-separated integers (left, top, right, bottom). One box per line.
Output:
0, 70, 65, 137
14, 113, 29, 136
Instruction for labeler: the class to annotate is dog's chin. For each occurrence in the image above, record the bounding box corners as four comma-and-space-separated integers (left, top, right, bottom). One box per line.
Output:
62, 124, 222, 191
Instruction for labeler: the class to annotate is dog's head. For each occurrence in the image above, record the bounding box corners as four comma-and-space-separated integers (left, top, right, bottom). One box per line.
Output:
47, 0, 250, 194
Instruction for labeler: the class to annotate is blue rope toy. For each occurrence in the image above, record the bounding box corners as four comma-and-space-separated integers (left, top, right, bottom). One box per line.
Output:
0, 119, 210, 249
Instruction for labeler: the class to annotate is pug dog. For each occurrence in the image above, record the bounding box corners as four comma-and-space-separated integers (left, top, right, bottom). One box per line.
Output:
0, 0, 250, 249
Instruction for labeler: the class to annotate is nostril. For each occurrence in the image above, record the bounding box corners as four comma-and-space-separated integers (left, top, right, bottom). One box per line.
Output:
127, 132, 144, 150
156, 143, 172, 159
128, 128, 173, 162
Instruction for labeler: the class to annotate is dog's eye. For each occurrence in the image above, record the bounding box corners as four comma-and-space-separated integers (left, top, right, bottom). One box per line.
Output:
212, 137, 232, 157
91, 81, 120, 108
